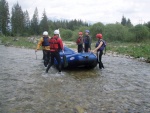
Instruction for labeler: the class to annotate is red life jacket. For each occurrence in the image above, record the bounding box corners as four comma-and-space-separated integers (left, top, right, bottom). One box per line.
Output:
76, 37, 82, 44
49, 36, 59, 52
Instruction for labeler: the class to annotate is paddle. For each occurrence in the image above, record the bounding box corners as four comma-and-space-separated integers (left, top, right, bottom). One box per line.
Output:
62, 51, 68, 67
35, 51, 37, 60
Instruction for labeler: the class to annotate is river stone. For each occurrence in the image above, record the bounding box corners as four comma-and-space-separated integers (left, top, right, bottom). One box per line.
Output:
146, 57, 150, 63
73, 106, 86, 113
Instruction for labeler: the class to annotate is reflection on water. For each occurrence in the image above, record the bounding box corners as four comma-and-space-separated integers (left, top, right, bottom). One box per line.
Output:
0, 45, 150, 113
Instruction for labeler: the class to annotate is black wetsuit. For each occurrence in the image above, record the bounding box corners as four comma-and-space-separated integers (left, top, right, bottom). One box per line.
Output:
43, 50, 51, 67
76, 37, 83, 53
97, 50, 104, 69
42, 37, 51, 67
84, 35, 91, 52
46, 51, 61, 72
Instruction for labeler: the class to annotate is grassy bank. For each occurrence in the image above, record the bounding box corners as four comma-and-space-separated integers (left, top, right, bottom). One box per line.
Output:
106, 41, 150, 60
0, 35, 37, 49
0, 35, 150, 62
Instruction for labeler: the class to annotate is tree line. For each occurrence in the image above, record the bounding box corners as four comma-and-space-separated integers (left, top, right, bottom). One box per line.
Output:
0, 0, 150, 42
0, 0, 88, 36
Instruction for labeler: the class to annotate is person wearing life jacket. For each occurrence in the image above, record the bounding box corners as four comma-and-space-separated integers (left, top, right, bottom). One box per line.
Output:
83, 30, 91, 52
93, 33, 106, 69
46, 29, 64, 73
35, 31, 51, 67
76, 32, 83, 53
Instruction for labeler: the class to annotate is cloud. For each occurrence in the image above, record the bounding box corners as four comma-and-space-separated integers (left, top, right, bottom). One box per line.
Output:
7, 0, 150, 25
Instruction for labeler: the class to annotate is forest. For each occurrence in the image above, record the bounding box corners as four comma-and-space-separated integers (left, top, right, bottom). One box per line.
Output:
0, 0, 150, 42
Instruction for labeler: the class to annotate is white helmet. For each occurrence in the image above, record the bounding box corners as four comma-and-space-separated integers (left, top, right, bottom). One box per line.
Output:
54, 30, 59, 35
43, 31, 48, 35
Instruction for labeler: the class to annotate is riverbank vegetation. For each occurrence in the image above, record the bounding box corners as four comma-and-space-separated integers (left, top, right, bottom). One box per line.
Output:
0, 0, 150, 62
0, 35, 150, 62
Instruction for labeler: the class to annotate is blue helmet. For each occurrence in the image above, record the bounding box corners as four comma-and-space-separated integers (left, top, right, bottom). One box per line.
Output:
85, 30, 90, 33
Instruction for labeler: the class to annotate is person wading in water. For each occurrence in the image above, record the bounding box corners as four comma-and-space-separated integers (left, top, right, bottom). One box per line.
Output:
83, 30, 91, 52
76, 32, 83, 53
35, 31, 51, 67
46, 30, 64, 73
93, 33, 106, 69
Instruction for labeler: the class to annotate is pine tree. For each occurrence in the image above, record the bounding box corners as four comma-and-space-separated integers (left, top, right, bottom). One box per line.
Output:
0, 0, 10, 35
39, 9, 49, 33
126, 19, 133, 27
11, 3, 24, 36
31, 7, 39, 35
23, 10, 30, 34
121, 16, 126, 26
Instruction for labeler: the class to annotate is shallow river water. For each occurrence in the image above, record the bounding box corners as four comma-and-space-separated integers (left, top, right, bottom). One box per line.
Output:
0, 45, 150, 113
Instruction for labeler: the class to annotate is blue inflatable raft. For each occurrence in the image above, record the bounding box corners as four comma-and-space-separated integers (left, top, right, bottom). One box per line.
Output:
57, 46, 98, 69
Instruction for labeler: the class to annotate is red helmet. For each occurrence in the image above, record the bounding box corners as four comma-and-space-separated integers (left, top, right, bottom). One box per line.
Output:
96, 33, 102, 39
78, 32, 83, 35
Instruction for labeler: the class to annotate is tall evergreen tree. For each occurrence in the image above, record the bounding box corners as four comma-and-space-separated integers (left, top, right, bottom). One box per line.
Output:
23, 10, 30, 32
0, 0, 10, 35
11, 3, 24, 36
40, 9, 49, 33
121, 16, 126, 26
126, 19, 133, 27
31, 7, 39, 35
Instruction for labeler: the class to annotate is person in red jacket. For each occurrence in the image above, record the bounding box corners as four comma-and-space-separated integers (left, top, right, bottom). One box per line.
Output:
46, 29, 64, 73
76, 32, 83, 53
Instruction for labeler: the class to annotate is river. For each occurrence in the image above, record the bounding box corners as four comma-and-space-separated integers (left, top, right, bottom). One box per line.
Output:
0, 45, 150, 113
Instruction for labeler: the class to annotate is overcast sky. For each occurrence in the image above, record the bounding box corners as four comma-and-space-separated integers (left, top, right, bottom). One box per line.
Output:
7, 0, 150, 25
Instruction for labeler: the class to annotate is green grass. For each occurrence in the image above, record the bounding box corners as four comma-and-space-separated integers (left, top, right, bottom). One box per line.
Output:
0, 35, 36, 49
65, 40, 150, 60
105, 41, 150, 59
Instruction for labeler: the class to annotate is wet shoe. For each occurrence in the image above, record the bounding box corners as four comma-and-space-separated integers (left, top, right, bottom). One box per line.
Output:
102, 65, 104, 69
44, 63, 47, 67
99, 65, 102, 69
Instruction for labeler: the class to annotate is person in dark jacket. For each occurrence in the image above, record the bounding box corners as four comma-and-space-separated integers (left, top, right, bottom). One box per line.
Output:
93, 33, 106, 69
83, 30, 91, 52
76, 32, 83, 53
46, 30, 64, 73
